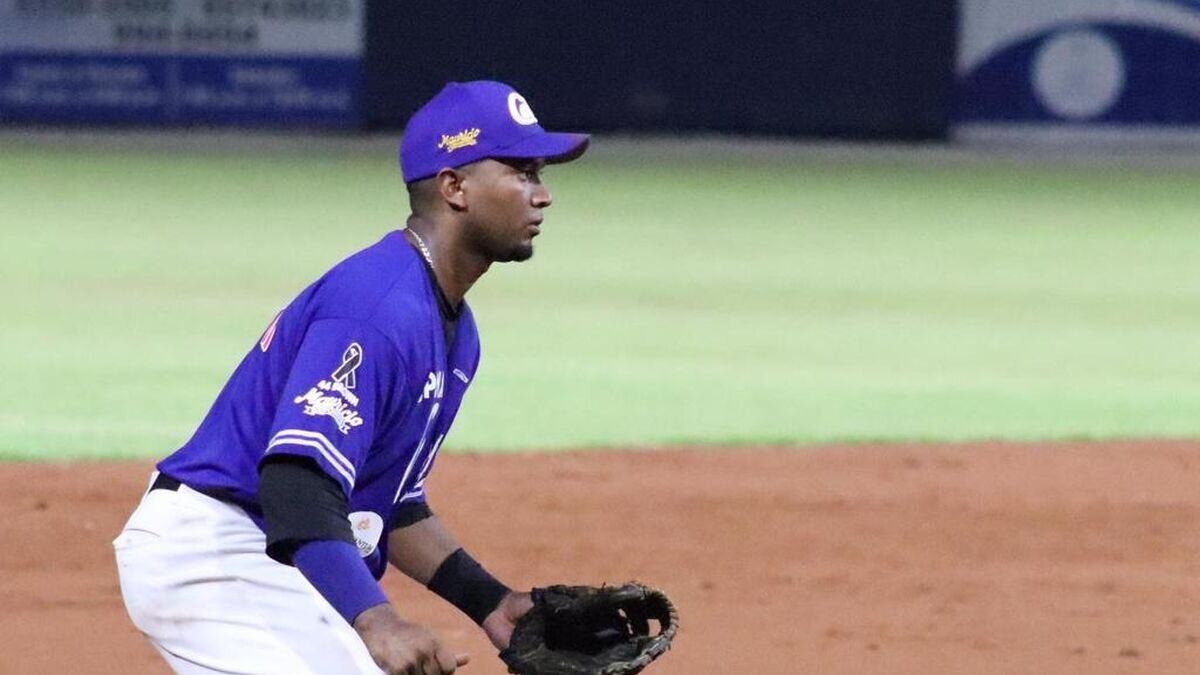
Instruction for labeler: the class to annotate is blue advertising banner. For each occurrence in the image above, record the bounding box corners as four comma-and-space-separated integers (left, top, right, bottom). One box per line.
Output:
0, 0, 363, 127
958, 0, 1200, 133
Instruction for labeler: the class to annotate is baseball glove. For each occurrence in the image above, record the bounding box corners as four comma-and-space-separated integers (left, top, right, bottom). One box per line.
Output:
499, 582, 678, 675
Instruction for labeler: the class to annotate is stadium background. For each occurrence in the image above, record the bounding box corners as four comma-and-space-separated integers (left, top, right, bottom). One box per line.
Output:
3, 1, 1200, 673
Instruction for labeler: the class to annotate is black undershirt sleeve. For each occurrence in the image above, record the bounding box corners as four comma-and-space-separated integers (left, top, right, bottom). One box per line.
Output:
259, 455, 355, 564
391, 500, 434, 529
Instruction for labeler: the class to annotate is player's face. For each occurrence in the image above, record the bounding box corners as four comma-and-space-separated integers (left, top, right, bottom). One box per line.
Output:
463, 158, 552, 263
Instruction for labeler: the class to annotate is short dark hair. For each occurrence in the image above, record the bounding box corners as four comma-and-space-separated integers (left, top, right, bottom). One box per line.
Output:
406, 177, 439, 215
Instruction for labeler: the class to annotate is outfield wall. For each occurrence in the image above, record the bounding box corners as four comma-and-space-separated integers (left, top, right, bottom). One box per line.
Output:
0, 0, 957, 138
8, 0, 1200, 140
363, 0, 957, 139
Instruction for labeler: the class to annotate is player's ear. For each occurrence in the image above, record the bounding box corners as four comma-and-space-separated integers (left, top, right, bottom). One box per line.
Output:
435, 168, 469, 211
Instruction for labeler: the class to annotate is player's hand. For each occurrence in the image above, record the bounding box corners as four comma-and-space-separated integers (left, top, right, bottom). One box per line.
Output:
482, 590, 534, 650
354, 604, 469, 674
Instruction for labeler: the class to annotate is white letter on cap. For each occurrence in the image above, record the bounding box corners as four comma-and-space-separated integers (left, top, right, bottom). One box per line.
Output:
507, 92, 538, 125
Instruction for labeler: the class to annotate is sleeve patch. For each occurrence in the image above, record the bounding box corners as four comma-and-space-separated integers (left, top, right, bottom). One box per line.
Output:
292, 342, 366, 434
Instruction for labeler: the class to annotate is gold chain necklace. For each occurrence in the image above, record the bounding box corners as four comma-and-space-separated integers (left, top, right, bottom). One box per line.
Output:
408, 227, 458, 318
408, 228, 434, 268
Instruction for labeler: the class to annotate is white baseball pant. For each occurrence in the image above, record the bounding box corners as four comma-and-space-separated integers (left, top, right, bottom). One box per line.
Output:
113, 473, 384, 674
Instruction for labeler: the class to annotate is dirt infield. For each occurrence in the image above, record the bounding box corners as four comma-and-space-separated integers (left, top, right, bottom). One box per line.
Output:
4, 440, 1200, 674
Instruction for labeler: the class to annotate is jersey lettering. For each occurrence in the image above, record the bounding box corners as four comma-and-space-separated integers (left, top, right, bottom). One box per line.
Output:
418, 370, 445, 404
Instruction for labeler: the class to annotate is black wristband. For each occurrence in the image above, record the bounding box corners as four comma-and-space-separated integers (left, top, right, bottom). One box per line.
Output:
426, 548, 510, 625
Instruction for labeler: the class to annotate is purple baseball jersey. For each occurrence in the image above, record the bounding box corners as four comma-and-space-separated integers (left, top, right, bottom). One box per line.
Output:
158, 230, 479, 577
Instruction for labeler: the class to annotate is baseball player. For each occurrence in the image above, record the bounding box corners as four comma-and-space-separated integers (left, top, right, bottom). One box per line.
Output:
113, 80, 589, 675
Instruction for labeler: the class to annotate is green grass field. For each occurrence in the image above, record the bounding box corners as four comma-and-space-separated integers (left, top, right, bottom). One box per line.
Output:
2, 135, 1198, 459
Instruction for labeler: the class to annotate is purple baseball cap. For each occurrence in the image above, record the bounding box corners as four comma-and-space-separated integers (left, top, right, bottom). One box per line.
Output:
399, 81, 590, 184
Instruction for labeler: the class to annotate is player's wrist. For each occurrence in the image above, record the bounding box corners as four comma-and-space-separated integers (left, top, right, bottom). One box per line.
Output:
492, 590, 531, 619
481, 591, 533, 651
352, 602, 399, 634
426, 547, 510, 625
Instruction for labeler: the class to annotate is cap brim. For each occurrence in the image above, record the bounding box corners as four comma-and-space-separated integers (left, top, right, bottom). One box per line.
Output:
492, 132, 591, 165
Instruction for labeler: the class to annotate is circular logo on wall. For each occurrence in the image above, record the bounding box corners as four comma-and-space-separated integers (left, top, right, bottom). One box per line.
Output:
507, 92, 539, 125
1032, 29, 1126, 120
957, 0, 1200, 126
